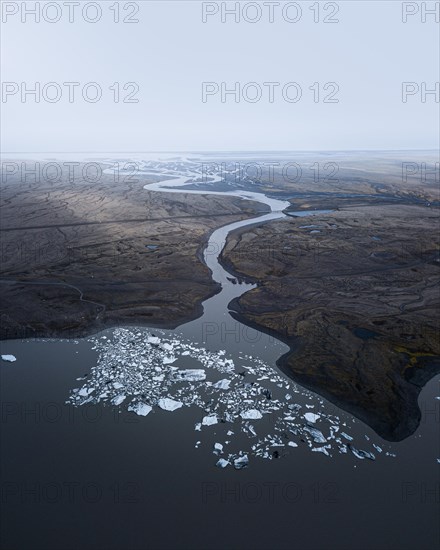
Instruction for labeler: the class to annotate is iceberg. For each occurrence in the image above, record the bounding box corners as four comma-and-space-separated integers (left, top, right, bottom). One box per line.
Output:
349, 446, 375, 460
240, 409, 263, 420
128, 402, 152, 416
1, 355, 16, 362
304, 412, 320, 423
234, 455, 249, 470
304, 425, 327, 444
158, 398, 183, 411
202, 414, 218, 426
213, 379, 231, 390
174, 369, 206, 381
112, 394, 126, 405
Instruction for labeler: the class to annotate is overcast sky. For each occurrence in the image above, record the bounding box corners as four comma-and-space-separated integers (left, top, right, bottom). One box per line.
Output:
1, 1, 439, 152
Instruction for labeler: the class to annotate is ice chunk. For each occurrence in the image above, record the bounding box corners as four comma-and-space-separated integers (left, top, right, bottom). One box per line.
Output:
349, 445, 375, 460
216, 458, 229, 468
373, 444, 382, 453
312, 445, 331, 456
174, 369, 206, 381
214, 443, 223, 453
113, 382, 124, 389
341, 432, 353, 441
78, 387, 94, 397
288, 441, 298, 448
147, 336, 160, 345
112, 394, 126, 405
304, 412, 320, 423
234, 455, 249, 470
202, 414, 218, 426
195, 423, 202, 431
163, 356, 177, 365
1, 355, 16, 362
304, 425, 327, 444
213, 379, 231, 390
128, 402, 152, 416
241, 409, 263, 420
158, 398, 183, 411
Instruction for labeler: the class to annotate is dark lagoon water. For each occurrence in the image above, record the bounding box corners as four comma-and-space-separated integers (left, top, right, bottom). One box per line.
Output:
1, 158, 439, 549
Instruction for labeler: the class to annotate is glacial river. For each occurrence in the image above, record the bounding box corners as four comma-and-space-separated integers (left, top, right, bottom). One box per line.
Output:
0, 157, 438, 550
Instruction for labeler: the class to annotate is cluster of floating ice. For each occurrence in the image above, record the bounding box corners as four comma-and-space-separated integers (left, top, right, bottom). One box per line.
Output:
67, 328, 395, 469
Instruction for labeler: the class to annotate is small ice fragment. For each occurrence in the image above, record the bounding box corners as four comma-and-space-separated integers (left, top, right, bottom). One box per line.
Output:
147, 336, 160, 345
213, 379, 231, 390
112, 394, 126, 405
1, 355, 16, 362
163, 356, 177, 365
202, 414, 218, 426
349, 445, 375, 460
195, 423, 202, 431
216, 458, 229, 468
158, 398, 183, 411
288, 441, 298, 448
113, 382, 124, 389
341, 432, 353, 441
304, 412, 320, 423
234, 455, 249, 470
128, 402, 152, 416
214, 443, 223, 453
240, 409, 263, 420
373, 444, 382, 453
227, 430, 234, 436
304, 425, 327, 443
174, 369, 206, 381
312, 445, 331, 456
78, 387, 94, 397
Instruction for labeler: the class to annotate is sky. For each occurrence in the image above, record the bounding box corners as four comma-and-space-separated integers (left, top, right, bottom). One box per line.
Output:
1, 0, 439, 152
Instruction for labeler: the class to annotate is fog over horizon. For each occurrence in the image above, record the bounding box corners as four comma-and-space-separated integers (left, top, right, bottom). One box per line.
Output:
1, 1, 439, 152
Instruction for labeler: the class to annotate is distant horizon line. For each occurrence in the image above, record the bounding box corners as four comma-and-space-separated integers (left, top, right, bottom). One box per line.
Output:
1, 149, 439, 154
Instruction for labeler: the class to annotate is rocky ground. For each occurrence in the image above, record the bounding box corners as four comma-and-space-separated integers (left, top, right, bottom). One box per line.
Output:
221, 203, 440, 441
0, 161, 265, 339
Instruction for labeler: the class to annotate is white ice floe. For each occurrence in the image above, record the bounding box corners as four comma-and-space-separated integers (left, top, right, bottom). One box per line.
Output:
213, 379, 231, 390
1, 355, 16, 362
174, 369, 206, 381
214, 443, 223, 453
304, 412, 320, 423
288, 441, 298, 448
202, 414, 218, 426
78, 387, 94, 397
240, 409, 263, 420
216, 458, 229, 468
112, 394, 126, 405
158, 398, 183, 411
128, 402, 152, 416
234, 455, 249, 469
